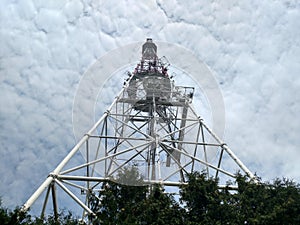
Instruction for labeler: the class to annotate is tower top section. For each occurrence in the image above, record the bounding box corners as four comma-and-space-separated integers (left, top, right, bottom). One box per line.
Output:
132, 38, 168, 77
123, 39, 195, 112
142, 38, 157, 60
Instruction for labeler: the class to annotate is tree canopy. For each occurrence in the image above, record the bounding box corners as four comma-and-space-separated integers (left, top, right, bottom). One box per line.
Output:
1, 169, 300, 224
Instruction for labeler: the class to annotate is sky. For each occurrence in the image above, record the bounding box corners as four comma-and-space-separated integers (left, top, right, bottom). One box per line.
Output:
0, 0, 300, 212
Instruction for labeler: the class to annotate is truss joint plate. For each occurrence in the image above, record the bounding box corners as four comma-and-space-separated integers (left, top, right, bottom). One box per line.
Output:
48, 172, 58, 179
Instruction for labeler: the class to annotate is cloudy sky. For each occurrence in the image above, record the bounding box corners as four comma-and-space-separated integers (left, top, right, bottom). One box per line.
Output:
1, 0, 300, 212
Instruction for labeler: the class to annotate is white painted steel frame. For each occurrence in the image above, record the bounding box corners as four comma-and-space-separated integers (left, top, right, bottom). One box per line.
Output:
23, 76, 256, 222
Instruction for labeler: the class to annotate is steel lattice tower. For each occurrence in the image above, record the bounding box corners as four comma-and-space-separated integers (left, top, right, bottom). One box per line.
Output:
23, 39, 256, 221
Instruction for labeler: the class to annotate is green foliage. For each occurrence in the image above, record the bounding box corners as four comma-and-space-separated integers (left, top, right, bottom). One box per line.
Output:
180, 172, 220, 224
0, 199, 78, 225
91, 166, 148, 224
179, 172, 239, 224
235, 175, 300, 225
1, 171, 300, 224
0, 201, 34, 225
180, 172, 300, 224
91, 166, 184, 224
41, 210, 78, 225
134, 185, 184, 225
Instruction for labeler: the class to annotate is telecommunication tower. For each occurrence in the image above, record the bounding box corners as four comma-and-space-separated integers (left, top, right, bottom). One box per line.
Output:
23, 39, 256, 221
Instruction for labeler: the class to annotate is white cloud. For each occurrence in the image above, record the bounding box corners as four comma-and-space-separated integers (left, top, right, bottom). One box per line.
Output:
0, 0, 299, 214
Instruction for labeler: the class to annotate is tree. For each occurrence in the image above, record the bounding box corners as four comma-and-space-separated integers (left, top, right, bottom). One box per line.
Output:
0, 200, 33, 225
235, 174, 300, 224
134, 184, 184, 225
179, 172, 222, 224
0, 198, 78, 225
91, 166, 148, 224
91, 166, 184, 224
268, 178, 300, 224
41, 210, 78, 225
1, 172, 300, 224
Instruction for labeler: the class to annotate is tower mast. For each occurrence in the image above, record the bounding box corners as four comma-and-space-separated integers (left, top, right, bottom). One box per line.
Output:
23, 39, 256, 222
